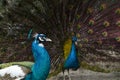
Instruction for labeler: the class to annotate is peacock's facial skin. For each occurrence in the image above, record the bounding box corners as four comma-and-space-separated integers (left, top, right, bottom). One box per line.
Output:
34, 33, 52, 42
72, 36, 78, 45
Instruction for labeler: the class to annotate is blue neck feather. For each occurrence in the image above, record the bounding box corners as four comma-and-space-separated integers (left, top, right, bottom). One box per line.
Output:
64, 41, 79, 69
25, 39, 50, 80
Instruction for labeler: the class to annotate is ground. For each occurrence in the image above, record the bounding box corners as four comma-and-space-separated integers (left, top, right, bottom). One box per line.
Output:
48, 68, 120, 80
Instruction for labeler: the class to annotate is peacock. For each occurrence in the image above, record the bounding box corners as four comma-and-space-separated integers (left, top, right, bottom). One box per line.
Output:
0, 33, 52, 80
0, 0, 120, 80
61, 34, 79, 80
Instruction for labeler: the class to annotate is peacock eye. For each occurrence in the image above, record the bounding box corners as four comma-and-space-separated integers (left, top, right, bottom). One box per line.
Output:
38, 36, 46, 42
43, 36, 46, 39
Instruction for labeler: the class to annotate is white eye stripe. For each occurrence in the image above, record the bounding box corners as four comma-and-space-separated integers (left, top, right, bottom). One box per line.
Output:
39, 37, 44, 41
38, 36, 52, 42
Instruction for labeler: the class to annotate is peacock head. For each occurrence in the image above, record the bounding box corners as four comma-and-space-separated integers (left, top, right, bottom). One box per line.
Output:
33, 33, 52, 42
72, 36, 78, 45
71, 32, 77, 41
27, 29, 52, 42
72, 36, 77, 42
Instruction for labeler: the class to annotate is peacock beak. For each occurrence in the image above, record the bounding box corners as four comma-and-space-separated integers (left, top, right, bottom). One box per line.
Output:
45, 37, 52, 42
75, 41, 78, 45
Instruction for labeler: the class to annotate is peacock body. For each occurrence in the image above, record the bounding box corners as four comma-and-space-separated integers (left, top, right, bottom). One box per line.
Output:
63, 36, 79, 70
0, 33, 51, 80
24, 33, 51, 80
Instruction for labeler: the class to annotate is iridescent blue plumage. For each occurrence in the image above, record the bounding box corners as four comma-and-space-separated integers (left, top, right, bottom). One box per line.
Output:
24, 33, 51, 80
62, 36, 80, 80
64, 36, 79, 70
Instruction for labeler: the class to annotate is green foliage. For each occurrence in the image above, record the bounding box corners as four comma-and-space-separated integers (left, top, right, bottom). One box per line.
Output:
81, 61, 110, 73
80, 61, 120, 73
